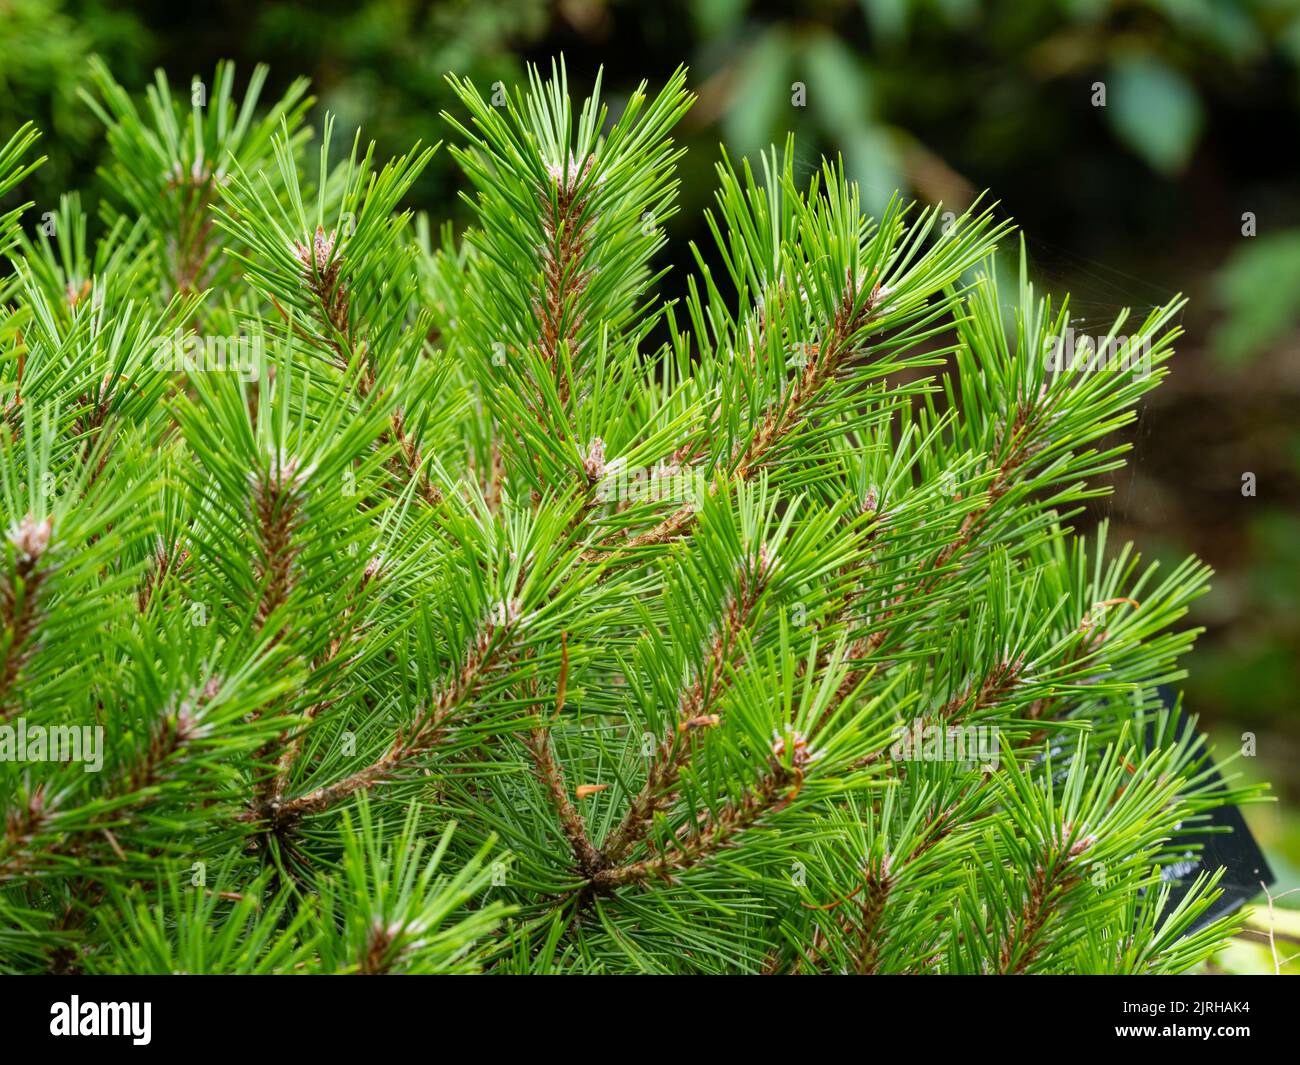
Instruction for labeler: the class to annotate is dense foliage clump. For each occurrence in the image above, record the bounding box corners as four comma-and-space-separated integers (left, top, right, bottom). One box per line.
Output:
0, 62, 1258, 974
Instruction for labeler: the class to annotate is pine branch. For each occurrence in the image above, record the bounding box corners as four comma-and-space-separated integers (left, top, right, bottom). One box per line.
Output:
522, 726, 603, 875
0, 678, 219, 883
268, 603, 519, 825
996, 838, 1091, 974
0, 515, 52, 719
0, 59, 1257, 976
592, 756, 799, 890
601, 551, 769, 862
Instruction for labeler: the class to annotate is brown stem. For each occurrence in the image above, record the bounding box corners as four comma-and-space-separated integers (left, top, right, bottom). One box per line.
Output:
996, 840, 1090, 974
137, 541, 189, 614
288, 234, 443, 508
247, 459, 307, 810
517, 633, 603, 874
0, 516, 52, 721
537, 156, 596, 403
251, 458, 306, 630
616, 282, 885, 554
0, 682, 211, 882
269, 563, 380, 808
267, 606, 519, 825
831, 402, 1043, 711
165, 167, 222, 296
523, 726, 604, 875
851, 862, 893, 975
601, 556, 767, 863
592, 759, 797, 890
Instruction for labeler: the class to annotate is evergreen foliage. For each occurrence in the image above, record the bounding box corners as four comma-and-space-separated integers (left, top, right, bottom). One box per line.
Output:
0, 60, 1262, 974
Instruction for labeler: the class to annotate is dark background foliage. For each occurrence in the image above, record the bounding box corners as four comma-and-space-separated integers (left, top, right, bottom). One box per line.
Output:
2, 0, 1298, 957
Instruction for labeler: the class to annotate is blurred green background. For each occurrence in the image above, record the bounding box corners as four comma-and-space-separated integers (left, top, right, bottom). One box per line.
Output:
2, 0, 1298, 969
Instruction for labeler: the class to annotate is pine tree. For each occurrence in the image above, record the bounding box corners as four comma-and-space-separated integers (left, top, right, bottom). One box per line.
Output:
0, 60, 1263, 975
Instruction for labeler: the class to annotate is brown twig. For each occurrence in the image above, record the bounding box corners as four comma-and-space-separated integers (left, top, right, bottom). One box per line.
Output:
0, 515, 52, 721
266, 601, 522, 826
536, 155, 596, 405
290, 230, 443, 508
613, 281, 886, 554
601, 553, 770, 864
268, 559, 382, 809
996, 835, 1092, 974
830, 401, 1044, 712
592, 756, 799, 890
